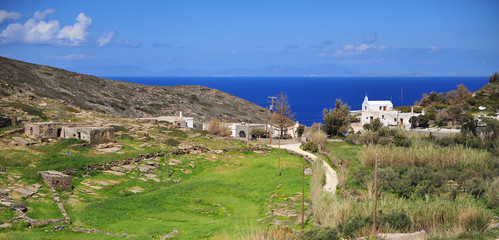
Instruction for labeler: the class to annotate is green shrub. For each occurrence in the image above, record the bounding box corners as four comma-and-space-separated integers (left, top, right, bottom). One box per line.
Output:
301, 141, 319, 153
111, 125, 128, 133
379, 212, 412, 231
303, 227, 340, 240
339, 216, 373, 237
486, 177, 499, 209
459, 207, 491, 232
250, 128, 267, 138
8, 102, 47, 119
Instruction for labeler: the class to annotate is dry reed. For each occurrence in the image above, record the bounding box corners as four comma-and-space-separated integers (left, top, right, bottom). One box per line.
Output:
359, 141, 490, 167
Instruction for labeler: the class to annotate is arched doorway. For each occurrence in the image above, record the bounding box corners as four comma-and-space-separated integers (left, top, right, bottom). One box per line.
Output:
239, 131, 246, 138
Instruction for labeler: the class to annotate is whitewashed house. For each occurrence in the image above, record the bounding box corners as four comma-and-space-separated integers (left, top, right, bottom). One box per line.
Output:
140, 111, 194, 128
358, 96, 419, 129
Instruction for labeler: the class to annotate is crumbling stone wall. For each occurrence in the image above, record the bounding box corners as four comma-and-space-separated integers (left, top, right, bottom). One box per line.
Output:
62, 126, 114, 145
38, 171, 72, 190
235, 124, 266, 138
24, 122, 64, 139
0, 116, 17, 128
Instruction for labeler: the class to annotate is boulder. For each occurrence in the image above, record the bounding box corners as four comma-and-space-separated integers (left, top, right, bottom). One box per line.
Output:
38, 171, 72, 190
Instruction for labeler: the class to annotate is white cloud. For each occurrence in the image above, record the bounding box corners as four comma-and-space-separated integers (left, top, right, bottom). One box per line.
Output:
116, 39, 140, 48
343, 44, 354, 51
356, 44, 369, 51
0, 9, 91, 46
33, 9, 55, 20
0, 10, 22, 24
428, 46, 439, 54
97, 30, 115, 47
47, 54, 94, 60
57, 13, 91, 46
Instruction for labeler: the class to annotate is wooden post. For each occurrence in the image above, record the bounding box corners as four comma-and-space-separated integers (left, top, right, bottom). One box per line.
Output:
166, 130, 171, 177
302, 157, 305, 229
373, 153, 378, 234
278, 136, 281, 177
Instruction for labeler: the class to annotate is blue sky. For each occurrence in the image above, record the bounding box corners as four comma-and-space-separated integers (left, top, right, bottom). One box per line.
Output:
0, 0, 498, 76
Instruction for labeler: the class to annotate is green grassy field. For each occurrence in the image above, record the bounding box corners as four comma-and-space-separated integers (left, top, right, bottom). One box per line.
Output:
0, 149, 310, 239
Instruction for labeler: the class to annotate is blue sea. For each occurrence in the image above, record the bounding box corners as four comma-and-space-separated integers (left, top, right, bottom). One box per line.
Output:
106, 76, 489, 126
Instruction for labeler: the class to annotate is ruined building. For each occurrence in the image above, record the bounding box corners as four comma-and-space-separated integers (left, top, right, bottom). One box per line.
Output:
38, 171, 72, 190
24, 122, 114, 145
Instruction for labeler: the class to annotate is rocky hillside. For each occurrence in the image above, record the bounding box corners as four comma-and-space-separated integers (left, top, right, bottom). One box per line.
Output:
0, 57, 268, 127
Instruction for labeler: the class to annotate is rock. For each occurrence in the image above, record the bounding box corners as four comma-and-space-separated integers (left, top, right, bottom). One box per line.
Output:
15, 184, 40, 198
38, 171, 72, 190
159, 229, 179, 239
144, 161, 159, 166
103, 170, 125, 176
138, 178, 148, 182
168, 162, 178, 166
371, 231, 426, 240
11, 201, 27, 212
304, 168, 313, 176
0, 223, 11, 228
12, 137, 34, 146
127, 186, 144, 193
254, 151, 265, 154
121, 165, 136, 171
54, 225, 65, 231
189, 162, 196, 168
138, 165, 156, 173
111, 166, 125, 172
171, 159, 182, 165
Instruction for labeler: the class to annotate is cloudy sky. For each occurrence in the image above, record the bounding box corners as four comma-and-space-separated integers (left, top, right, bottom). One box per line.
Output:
0, 0, 498, 76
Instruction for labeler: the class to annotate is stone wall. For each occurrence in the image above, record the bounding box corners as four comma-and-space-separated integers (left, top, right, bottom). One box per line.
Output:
38, 171, 72, 190
0, 116, 17, 128
61, 126, 114, 145
24, 122, 65, 139
235, 124, 266, 138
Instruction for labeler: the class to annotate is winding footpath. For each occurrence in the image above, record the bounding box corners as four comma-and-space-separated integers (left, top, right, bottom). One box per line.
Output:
269, 143, 338, 194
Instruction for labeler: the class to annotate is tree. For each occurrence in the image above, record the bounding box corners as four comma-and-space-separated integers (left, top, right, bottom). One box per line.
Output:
297, 124, 305, 138
409, 115, 430, 129
206, 118, 231, 137
272, 92, 295, 139
490, 72, 499, 84
250, 128, 266, 139
322, 99, 350, 136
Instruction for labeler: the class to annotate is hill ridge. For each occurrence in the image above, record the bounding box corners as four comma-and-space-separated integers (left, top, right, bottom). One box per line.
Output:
0, 57, 268, 127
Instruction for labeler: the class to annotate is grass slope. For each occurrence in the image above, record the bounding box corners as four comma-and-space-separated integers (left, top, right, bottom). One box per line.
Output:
1, 150, 309, 239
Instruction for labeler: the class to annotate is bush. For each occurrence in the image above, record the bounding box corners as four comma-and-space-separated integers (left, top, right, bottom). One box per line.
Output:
302, 141, 319, 153
459, 207, 491, 232
303, 227, 340, 240
379, 212, 412, 231
205, 118, 231, 137
250, 128, 267, 138
111, 125, 128, 133
297, 124, 305, 138
8, 102, 47, 120
486, 177, 499, 209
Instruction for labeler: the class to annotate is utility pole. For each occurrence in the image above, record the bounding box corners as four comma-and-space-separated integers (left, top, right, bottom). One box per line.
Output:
373, 153, 379, 234
302, 157, 305, 229
165, 130, 172, 178
268, 96, 276, 144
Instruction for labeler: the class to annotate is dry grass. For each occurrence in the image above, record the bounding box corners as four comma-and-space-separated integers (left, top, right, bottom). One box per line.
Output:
359, 141, 490, 167
309, 159, 491, 238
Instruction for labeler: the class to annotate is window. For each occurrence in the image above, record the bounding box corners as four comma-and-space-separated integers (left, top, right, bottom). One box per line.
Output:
382, 115, 384, 119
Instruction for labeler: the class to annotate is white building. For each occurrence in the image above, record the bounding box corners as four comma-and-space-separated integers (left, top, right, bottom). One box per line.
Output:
140, 111, 194, 128
202, 121, 300, 139
357, 96, 419, 129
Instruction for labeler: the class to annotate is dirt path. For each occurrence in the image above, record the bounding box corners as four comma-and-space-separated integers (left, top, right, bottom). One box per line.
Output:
269, 144, 338, 194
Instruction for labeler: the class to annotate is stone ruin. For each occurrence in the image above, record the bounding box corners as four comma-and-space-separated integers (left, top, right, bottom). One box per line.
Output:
0, 115, 18, 128
38, 171, 72, 190
24, 122, 114, 146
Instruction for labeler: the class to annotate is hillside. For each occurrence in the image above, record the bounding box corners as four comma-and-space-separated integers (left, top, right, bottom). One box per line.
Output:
0, 57, 268, 127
